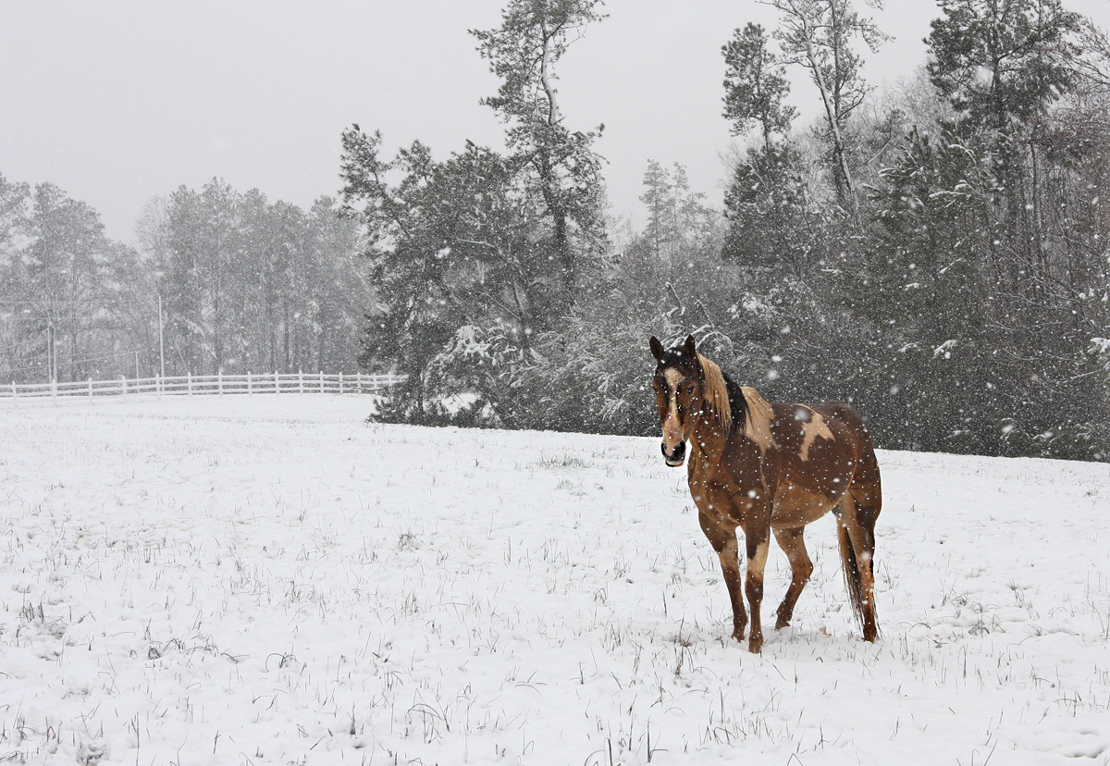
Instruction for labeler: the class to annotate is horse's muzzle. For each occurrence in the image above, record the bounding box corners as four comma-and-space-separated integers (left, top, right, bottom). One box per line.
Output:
662, 440, 686, 467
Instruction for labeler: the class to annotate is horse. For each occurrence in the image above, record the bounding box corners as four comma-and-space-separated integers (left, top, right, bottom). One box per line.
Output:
649, 335, 881, 653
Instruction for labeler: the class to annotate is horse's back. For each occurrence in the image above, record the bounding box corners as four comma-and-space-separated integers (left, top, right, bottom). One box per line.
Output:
768, 400, 881, 505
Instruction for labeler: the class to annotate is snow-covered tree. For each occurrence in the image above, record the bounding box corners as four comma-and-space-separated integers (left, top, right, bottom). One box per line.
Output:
759, 0, 886, 219
722, 22, 796, 150
472, 0, 608, 301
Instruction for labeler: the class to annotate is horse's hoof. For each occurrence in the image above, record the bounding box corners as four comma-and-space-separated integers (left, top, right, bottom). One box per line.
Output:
774, 616, 790, 630
748, 637, 763, 654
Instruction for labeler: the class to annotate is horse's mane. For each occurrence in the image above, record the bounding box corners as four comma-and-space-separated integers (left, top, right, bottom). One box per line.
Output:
740, 386, 777, 450
696, 354, 733, 432
697, 353, 777, 451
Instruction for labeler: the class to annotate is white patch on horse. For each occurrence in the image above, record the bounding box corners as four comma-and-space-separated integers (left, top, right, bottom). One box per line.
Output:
749, 539, 769, 572
662, 368, 685, 448
794, 405, 834, 461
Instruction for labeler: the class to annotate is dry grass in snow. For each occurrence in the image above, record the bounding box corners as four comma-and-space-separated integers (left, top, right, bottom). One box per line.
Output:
1, 395, 1109, 764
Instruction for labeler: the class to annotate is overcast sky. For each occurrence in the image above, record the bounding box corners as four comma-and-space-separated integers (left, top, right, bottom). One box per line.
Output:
2, 0, 1107, 244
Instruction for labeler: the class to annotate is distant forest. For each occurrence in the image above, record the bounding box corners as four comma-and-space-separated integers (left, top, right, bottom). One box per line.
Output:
0, 179, 369, 381
3, 0, 1109, 462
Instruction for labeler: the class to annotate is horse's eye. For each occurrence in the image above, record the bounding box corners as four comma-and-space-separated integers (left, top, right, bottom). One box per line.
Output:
686, 383, 696, 395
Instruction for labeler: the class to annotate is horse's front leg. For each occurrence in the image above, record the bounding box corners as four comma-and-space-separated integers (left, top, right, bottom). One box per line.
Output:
699, 511, 747, 642
742, 523, 771, 653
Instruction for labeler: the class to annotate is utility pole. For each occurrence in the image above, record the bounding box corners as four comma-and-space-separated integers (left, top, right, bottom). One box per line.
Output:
47, 321, 56, 383
158, 294, 165, 381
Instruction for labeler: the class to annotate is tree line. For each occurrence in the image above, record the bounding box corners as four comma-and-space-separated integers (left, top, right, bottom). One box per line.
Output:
3, 0, 1107, 462
0, 176, 369, 383
341, 0, 1110, 461
713, 0, 1110, 460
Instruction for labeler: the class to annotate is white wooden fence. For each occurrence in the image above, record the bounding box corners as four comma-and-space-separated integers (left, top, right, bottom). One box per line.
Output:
1, 371, 405, 400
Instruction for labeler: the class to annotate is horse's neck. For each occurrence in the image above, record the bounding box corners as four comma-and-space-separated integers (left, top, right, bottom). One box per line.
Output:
690, 410, 730, 462
690, 407, 766, 476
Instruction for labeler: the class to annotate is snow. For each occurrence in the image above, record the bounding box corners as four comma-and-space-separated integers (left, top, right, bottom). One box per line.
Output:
1, 394, 1109, 765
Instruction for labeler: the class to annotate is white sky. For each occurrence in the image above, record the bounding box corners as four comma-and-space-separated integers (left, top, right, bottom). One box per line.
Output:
1, 0, 1107, 244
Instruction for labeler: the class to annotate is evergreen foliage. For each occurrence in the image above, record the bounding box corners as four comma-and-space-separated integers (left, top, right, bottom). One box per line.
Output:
710, 0, 1109, 460
722, 23, 796, 147
161, 180, 367, 377
334, 0, 1108, 462
0, 173, 366, 383
0, 176, 139, 383
340, 0, 608, 427
761, 0, 887, 218
5, 0, 1109, 463
472, 0, 608, 298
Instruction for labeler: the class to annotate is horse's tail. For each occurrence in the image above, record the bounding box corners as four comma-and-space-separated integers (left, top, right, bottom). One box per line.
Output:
836, 521, 867, 632
825, 403, 881, 641
836, 499, 880, 640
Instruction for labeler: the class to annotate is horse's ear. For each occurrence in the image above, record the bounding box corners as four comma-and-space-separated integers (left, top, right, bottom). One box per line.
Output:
650, 336, 665, 362
683, 334, 697, 359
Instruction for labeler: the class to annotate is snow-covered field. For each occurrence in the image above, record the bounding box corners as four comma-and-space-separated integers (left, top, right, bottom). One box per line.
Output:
1, 395, 1109, 765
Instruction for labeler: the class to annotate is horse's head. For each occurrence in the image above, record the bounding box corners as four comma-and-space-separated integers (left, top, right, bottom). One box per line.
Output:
649, 334, 706, 467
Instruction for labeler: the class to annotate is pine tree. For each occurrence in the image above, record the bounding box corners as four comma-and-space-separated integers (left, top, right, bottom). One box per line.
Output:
164, 179, 241, 374
918, 0, 1099, 457
307, 196, 366, 373
339, 1, 609, 425
722, 22, 796, 150
472, 0, 608, 301
25, 183, 113, 381
927, 0, 1082, 293
340, 130, 547, 423
639, 160, 673, 260
0, 174, 32, 381
927, 0, 1081, 138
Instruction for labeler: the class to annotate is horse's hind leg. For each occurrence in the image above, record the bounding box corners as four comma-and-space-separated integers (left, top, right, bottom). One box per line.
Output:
850, 459, 882, 641
772, 525, 813, 630
856, 502, 880, 641
834, 493, 879, 641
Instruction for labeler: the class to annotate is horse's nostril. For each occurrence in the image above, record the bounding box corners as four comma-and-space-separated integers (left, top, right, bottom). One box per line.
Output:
661, 441, 686, 462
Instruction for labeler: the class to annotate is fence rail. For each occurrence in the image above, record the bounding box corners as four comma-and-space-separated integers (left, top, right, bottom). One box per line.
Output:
1, 371, 405, 400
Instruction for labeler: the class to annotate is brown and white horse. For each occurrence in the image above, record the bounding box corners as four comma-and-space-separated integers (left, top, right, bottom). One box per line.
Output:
650, 335, 881, 653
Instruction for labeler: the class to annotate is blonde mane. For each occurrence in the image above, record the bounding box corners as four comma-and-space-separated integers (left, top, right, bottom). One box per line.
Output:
694, 353, 779, 452
740, 386, 778, 451
697, 354, 733, 433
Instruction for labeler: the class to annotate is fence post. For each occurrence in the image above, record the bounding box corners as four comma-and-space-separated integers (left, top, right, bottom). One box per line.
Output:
88, 378, 92, 398
219, 370, 223, 396
11, 381, 16, 399
319, 371, 324, 394
188, 372, 193, 395
339, 372, 344, 394
121, 376, 127, 396
299, 370, 304, 394
247, 371, 252, 396
275, 371, 280, 395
